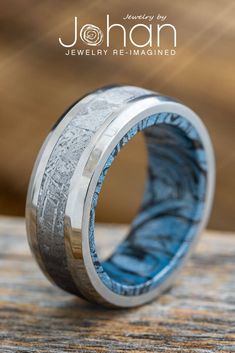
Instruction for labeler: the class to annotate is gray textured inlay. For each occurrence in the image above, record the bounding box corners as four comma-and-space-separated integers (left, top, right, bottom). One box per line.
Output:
36, 86, 150, 293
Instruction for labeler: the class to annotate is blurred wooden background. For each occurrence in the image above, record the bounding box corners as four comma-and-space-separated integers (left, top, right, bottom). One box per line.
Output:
0, 0, 234, 230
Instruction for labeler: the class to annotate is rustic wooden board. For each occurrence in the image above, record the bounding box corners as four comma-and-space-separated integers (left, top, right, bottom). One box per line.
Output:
0, 216, 234, 352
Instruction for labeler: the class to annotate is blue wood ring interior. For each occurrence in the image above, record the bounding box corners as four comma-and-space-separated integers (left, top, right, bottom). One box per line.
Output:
89, 112, 207, 296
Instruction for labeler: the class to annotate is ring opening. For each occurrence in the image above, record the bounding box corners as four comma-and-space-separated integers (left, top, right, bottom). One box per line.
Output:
89, 112, 207, 296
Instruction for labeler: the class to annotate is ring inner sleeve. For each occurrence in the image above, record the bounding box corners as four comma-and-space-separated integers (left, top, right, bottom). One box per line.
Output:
101, 123, 206, 286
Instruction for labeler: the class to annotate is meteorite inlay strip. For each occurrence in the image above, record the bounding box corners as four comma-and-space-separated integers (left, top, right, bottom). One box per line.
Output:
36, 86, 150, 292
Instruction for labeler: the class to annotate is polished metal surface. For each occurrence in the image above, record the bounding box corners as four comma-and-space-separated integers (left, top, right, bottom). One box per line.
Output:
26, 85, 215, 307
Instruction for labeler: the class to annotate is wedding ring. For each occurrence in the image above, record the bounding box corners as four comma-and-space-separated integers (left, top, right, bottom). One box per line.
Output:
26, 85, 215, 307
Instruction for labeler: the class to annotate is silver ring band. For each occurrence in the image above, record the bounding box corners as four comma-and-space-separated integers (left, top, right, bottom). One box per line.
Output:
26, 85, 215, 307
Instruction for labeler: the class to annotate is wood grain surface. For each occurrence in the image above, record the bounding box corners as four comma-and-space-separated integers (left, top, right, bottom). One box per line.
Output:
0, 217, 234, 352
0, 1, 235, 230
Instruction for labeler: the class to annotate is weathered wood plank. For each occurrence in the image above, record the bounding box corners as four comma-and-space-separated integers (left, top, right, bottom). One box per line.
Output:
0, 217, 234, 352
